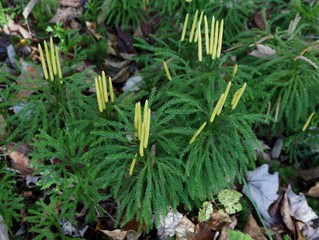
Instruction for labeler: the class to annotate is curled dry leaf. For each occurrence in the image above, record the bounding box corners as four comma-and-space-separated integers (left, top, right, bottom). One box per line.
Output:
280, 192, 295, 233
250, 44, 276, 58
286, 185, 318, 223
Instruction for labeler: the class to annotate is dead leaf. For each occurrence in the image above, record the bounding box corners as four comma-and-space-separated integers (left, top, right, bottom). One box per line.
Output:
306, 182, 319, 198
100, 228, 141, 240
271, 136, 284, 159
1, 144, 32, 176
219, 216, 237, 240
158, 209, 183, 240
250, 44, 276, 59
298, 166, 319, 181
50, 7, 82, 23
4, 16, 31, 39
280, 193, 295, 233
175, 216, 195, 240
100, 229, 127, 240
60, 0, 82, 7
0, 216, 9, 240
242, 164, 279, 225
243, 214, 267, 240
22, 0, 39, 19
252, 11, 266, 30
286, 185, 318, 223
85, 21, 102, 40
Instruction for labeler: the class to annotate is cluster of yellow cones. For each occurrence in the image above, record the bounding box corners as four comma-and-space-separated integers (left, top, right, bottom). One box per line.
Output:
181, 10, 224, 61
189, 65, 247, 144
129, 100, 151, 175
38, 38, 62, 82
94, 71, 115, 112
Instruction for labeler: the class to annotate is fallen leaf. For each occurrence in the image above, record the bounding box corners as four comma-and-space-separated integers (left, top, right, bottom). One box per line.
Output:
50, 7, 81, 23
22, 0, 39, 19
6, 16, 31, 39
85, 21, 102, 39
243, 214, 267, 240
175, 216, 195, 240
122, 75, 142, 92
280, 193, 295, 233
250, 44, 276, 59
252, 10, 266, 30
219, 216, 237, 240
198, 201, 213, 222
60, 0, 82, 7
242, 164, 279, 225
158, 209, 183, 240
100, 229, 127, 240
306, 182, 319, 198
7, 148, 33, 176
298, 166, 319, 181
0, 216, 9, 240
271, 136, 284, 159
286, 185, 318, 223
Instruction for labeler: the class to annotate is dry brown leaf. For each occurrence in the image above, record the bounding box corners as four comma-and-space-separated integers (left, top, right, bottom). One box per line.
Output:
8, 148, 33, 176
298, 166, 319, 181
175, 216, 195, 240
50, 7, 82, 24
5, 16, 31, 39
112, 67, 131, 83
250, 44, 276, 59
85, 21, 102, 39
60, 0, 82, 7
243, 214, 267, 240
305, 182, 319, 198
100, 229, 127, 240
22, 0, 39, 19
280, 193, 295, 233
219, 216, 237, 240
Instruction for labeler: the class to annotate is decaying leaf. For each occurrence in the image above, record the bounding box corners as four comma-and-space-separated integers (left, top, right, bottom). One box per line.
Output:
2, 144, 33, 176
175, 216, 195, 240
243, 214, 267, 240
158, 209, 183, 240
0, 216, 9, 240
198, 201, 213, 222
100, 229, 127, 240
250, 44, 276, 58
298, 166, 319, 181
280, 192, 295, 233
286, 185, 318, 223
242, 164, 279, 225
218, 189, 242, 214
306, 182, 319, 198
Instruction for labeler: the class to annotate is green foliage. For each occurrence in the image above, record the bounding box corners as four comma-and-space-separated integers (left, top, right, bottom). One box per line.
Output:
1, 62, 97, 143
27, 196, 83, 240
97, 0, 146, 30
218, 189, 243, 214
46, 25, 86, 64
0, 169, 24, 231
31, 128, 108, 222
198, 201, 213, 222
228, 230, 253, 240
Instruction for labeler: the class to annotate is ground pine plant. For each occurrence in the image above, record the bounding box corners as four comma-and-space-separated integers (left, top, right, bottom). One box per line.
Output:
89, 9, 263, 230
